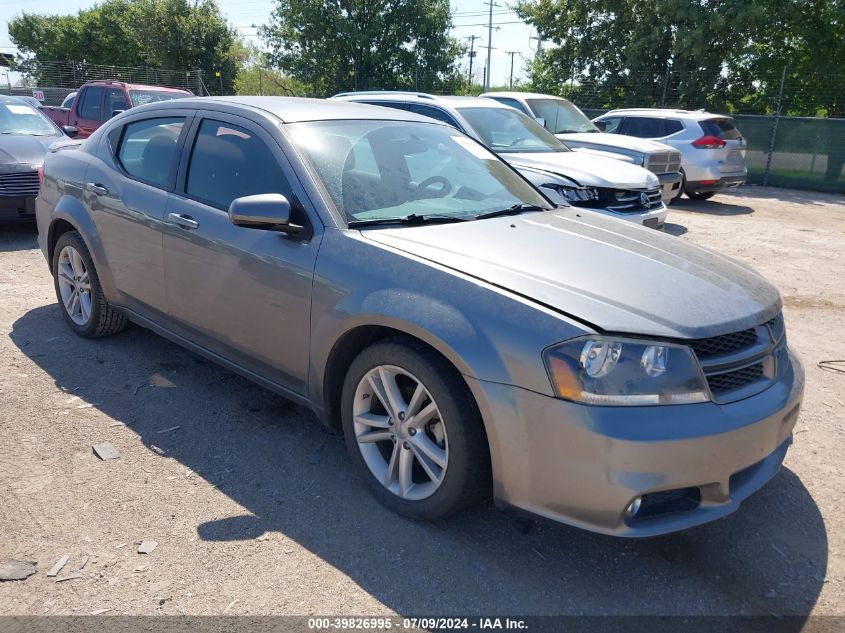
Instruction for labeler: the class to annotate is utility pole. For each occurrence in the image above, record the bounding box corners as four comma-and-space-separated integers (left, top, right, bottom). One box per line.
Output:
484, 0, 499, 91
505, 51, 517, 88
466, 35, 481, 86
530, 33, 543, 54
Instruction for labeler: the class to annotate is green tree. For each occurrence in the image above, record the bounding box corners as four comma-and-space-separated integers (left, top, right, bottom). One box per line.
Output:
9, 0, 238, 93
233, 45, 308, 96
515, 0, 844, 116
260, 0, 465, 97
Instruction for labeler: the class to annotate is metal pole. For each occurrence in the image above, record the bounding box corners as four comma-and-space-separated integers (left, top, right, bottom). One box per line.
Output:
467, 35, 479, 86
506, 51, 517, 88
219, 72, 224, 95
763, 65, 787, 187
661, 63, 670, 107
484, 0, 495, 91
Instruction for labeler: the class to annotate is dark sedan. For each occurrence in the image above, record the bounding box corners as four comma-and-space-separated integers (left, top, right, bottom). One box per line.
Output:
1, 95, 75, 221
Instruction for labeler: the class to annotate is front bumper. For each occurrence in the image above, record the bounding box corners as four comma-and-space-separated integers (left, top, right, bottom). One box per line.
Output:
592, 204, 667, 230
0, 195, 36, 221
468, 349, 804, 537
656, 171, 683, 203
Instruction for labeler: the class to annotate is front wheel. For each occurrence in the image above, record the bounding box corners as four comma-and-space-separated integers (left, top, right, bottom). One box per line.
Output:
52, 231, 127, 338
341, 339, 490, 520
686, 190, 716, 201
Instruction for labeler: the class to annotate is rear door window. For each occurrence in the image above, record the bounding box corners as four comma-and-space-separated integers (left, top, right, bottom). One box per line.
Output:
597, 116, 622, 133
621, 117, 666, 138
408, 104, 460, 128
77, 87, 104, 120
117, 117, 186, 188
488, 97, 531, 115
664, 119, 684, 135
699, 118, 743, 140
186, 118, 293, 210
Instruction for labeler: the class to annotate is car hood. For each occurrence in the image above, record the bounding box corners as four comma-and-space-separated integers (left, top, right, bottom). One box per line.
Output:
558, 132, 676, 154
0, 134, 63, 165
361, 209, 781, 340
504, 151, 658, 189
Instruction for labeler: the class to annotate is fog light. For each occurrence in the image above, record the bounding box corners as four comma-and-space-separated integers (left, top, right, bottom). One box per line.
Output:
626, 497, 642, 519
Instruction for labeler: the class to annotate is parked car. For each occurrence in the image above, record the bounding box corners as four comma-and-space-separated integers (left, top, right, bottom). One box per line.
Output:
332, 92, 667, 229
593, 108, 748, 200
480, 91, 684, 203
37, 96, 803, 537
40, 80, 192, 139
0, 95, 76, 221
60, 91, 77, 109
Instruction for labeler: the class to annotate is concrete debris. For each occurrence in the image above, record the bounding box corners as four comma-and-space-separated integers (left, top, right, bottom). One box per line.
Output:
138, 541, 158, 554
0, 558, 37, 581
55, 572, 84, 582
93, 442, 120, 460
46, 554, 70, 577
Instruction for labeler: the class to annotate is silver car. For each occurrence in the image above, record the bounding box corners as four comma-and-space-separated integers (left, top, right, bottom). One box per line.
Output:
36, 97, 803, 537
594, 108, 748, 200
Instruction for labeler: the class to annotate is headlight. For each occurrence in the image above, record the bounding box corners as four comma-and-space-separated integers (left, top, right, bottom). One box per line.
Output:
543, 336, 709, 406
554, 185, 599, 204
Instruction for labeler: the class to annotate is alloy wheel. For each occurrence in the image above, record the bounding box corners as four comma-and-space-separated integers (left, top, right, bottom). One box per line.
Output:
56, 245, 93, 326
352, 365, 449, 501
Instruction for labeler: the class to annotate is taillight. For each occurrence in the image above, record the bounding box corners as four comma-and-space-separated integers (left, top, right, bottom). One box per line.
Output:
692, 135, 726, 149
37, 164, 45, 185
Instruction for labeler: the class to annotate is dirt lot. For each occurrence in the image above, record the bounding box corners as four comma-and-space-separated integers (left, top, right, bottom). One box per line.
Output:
0, 186, 843, 618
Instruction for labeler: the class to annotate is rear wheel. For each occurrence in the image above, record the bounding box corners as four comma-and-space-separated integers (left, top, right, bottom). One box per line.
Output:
341, 339, 489, 520
52, 231, 127, 338
686, 190, 716, 201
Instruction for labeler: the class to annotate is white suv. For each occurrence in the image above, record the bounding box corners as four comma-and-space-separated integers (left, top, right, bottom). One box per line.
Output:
593, 108, 747, 201
332, 92, 668, 229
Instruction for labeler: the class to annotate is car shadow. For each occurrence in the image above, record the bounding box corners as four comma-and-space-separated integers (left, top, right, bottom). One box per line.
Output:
663, 222, 688, 237
10, 305, 828, 620
670, 197, 754, 216
0, 222, 38, 252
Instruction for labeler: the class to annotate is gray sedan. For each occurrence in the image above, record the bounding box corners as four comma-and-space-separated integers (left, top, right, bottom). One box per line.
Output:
36, 97, 803, 536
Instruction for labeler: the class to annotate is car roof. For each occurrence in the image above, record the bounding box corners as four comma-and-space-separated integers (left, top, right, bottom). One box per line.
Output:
134, 95, 445, 124
481, 91, 567, 101
333, 91, 509, 108
85, 81, 192, 93
599, 108, 732, 120
0, 94, 34, 105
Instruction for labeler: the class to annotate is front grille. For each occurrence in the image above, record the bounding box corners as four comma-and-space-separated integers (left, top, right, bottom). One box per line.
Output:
706, 363, 765, 395
0, 171, 40, 197
601, 187, 662, 213
688, 314, 785, 402
689, 327, 758, 359
646, 151, 682, 175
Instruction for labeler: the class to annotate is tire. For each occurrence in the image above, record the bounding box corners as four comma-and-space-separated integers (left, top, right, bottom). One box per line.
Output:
52, 231, 127, 338
686, 190, 716, 201
340, 338, 490, 521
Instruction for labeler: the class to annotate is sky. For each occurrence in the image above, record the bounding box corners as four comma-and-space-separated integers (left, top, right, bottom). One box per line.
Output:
0, 0, 538, 87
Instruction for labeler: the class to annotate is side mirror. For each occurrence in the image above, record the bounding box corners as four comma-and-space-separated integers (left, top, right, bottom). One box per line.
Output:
534, 117, 546, 128
594, 121, 607, 132
228, 193, 302, 233
62, 125, 79, 138
111, 109, 125, 119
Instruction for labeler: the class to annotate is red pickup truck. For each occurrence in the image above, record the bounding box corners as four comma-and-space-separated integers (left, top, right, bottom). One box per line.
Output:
41, 80, 192, 139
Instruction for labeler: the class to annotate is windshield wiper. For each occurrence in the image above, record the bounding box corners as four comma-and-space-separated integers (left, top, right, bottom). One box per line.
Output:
474, 204, 546, 220
348, 213, 469, 228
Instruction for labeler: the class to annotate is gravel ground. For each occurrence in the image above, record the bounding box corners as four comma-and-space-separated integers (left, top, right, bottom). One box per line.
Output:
0, 186, 843, 618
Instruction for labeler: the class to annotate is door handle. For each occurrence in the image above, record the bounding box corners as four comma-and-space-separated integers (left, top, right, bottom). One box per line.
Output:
85, 182, 109, 196
167, 212, 199, 230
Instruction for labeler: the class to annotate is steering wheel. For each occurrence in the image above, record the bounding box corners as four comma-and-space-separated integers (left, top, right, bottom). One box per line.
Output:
414, 176, 453, 199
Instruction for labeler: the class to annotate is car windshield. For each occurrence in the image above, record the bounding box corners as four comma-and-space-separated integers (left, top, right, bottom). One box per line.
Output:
288, 119, 552, 224
128, 90, 191, 107
526, 98, 598, 134
0, 102, 60, 137
456, 106, 568, 153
